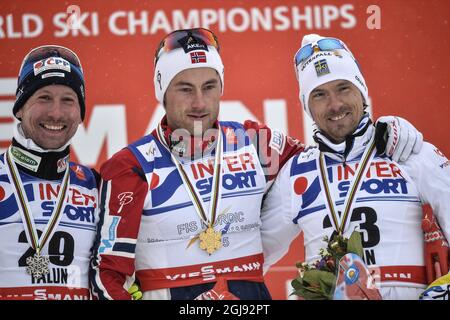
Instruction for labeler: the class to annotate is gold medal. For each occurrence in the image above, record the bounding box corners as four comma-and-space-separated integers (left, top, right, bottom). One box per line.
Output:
157, 124, 225, 256
199, 226, 222, 254
26, 253, 50, 278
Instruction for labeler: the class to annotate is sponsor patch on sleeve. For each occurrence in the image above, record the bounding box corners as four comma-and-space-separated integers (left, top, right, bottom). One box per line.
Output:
137, 140, 162, 162
269, 130, 285, 155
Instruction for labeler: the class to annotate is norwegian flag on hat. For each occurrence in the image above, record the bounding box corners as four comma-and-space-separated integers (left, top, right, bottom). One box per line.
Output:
190, 51, 207, 64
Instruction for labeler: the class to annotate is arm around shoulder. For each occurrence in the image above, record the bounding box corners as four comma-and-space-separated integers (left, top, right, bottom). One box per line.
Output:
260, 158, 301, 273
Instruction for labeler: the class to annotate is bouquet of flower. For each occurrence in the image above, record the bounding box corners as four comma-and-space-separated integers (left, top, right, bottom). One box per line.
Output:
291, 231, 364, 300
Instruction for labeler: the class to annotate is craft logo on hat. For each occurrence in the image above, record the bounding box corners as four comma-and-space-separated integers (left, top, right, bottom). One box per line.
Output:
314, 59, 330, 77
190, 51, 207, 64
33, 57, 71, 76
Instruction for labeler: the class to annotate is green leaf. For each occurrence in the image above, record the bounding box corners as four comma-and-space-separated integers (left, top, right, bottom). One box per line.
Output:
302, 269, 323, 286
293, 285, 328, 300
291, 277, 304, 290
347, 231, 364, 258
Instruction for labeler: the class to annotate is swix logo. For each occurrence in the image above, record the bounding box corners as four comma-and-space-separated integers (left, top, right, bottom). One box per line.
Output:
117, 192, 133, 213
166, 261, 261, 282
388, 119, 399, 157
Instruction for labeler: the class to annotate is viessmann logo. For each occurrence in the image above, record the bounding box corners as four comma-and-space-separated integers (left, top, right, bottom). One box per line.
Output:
166, 261, 261, 282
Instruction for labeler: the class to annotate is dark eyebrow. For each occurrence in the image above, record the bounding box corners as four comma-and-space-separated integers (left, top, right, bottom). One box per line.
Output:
37, 89, 76, 97
336, 81, 351, 88
311, 88, 325, 94
36, 89, 52, 95
174, 78, 219, 87
203, 79, 219, 86
174, 81, 194, 87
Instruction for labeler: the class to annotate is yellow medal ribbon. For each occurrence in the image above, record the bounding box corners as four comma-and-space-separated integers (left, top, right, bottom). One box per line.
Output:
317, 135, 376, 235
4, 145, 70, 278
156, 124, 224, 254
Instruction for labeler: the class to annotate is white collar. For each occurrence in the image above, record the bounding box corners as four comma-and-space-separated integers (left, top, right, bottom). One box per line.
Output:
13, 123, 71, 153
313, 114, 374, 162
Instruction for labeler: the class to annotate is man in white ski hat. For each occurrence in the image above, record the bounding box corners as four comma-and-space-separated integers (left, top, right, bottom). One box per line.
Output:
261, 33, 450, 300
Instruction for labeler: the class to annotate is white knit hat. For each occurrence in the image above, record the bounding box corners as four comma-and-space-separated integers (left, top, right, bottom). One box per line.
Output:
154, 45, 224, 104
295, 34, 369, 118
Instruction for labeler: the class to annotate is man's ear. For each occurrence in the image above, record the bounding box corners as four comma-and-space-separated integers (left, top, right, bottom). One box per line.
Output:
361, 93, 368, 109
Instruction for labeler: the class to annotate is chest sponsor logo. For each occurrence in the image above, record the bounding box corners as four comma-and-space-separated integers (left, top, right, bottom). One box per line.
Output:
11, 147, 41, 172
194, 153, 257, 195
294, 161, 408, 210
166, 261, 261, 282
0, 183, 97, 223
39, 183, 96, 223
150, 152, 259, 207
0, 182, 95, 222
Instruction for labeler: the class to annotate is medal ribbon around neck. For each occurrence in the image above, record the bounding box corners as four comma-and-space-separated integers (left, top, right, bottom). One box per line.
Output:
5, 145, 70, 256
317, 135, 376, 236
156, 124, 224, 252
